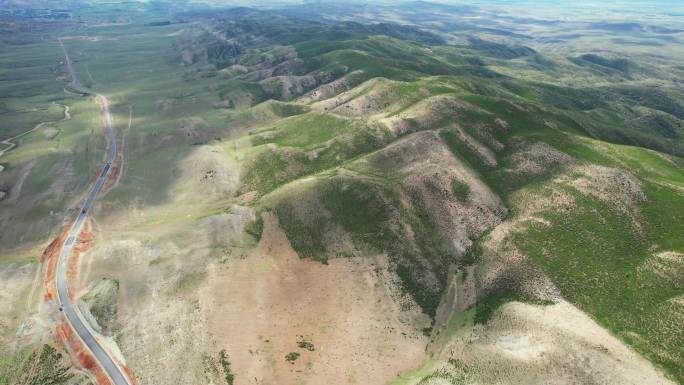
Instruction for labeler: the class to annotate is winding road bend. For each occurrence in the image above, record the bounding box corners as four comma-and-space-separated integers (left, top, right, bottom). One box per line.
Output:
57, 39, 133, 385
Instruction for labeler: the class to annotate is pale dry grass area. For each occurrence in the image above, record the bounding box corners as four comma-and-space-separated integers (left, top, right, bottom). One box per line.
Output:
503, 138, 574, 177
638, 251, 684, 286
260, 75, 317, 101
303, 70, 361, 103
563, 164, 646, 212
0, 259, 41, 353
171, 144, 240, 203
380, 95, 473, 135
206, 213, 431, 385
77, 204, 255, 385
311, 77, 395, 114
420, 301, 675, 385
76, 207, 434, 385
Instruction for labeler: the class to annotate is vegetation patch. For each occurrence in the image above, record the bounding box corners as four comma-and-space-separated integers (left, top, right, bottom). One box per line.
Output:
271, 176, 456, 318
251, 113, 357, 149
245, 215, 264, 241
174, 271, 207, 293
241, 148, 290, 194
243, 119, 390, 196
0, 345, 75, 385
462, 241, 483, 266
440, 129, 487, 172
81, 277, 119, 335
273, 201, 329, 263
473, 291, 554, 324
297, 338, 315, 351
516, 186, 684, 382
285, 352, 300, 363
218, 350, 235, 385
451, 178, 471, 202
319, 178, 394, 247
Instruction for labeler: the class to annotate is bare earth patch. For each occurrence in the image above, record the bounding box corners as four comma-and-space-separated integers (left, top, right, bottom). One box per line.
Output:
424, 301, 675, 385
172, 144, 240, 203
303, 70, 361, 103
564, 164, 645, 212
260, 75, 317, 101
0, 260, 38, 353
81, 206, 256, 385
311, 77, 391, 113
380, 95, 473, 135
504, 138, 574, 176
638, 251, 684, 285
206, 213, 430, 385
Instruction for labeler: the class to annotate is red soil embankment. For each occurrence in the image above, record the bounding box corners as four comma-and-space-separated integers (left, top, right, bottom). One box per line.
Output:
56, 319, 112, 385
41, 219, 109, 384
41, 218, 137, 385
41, 222, 71, 302
67, 222, 94, 300
103, 158, 121, 190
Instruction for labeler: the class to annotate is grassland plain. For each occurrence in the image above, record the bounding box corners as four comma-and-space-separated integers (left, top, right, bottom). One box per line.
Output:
0, 41, 66, 137
0, 32, 112, 250
0, 2, 683, 385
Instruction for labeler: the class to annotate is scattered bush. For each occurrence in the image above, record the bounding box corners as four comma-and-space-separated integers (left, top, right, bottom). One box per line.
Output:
245, 215, 264, 241
285, 352, 300, 363
218, 350, 235, 385
297, 338, 315, 351
451, 179, 471, 202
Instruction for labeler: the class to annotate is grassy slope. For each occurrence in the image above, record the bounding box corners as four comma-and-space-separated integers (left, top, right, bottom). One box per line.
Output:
513, 145, 684, 380
1, 8, 683, 383
443, 90, 684, 379
229, 20, 684, 380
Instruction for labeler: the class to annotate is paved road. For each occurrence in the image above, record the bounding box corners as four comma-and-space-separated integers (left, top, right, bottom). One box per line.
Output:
57, 40, 132, 385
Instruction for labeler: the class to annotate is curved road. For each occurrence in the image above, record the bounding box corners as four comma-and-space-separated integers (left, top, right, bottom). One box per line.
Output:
57, 39, 132, 385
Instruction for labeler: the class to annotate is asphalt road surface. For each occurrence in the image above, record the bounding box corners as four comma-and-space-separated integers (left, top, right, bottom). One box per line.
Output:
57, 39, 132, 385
